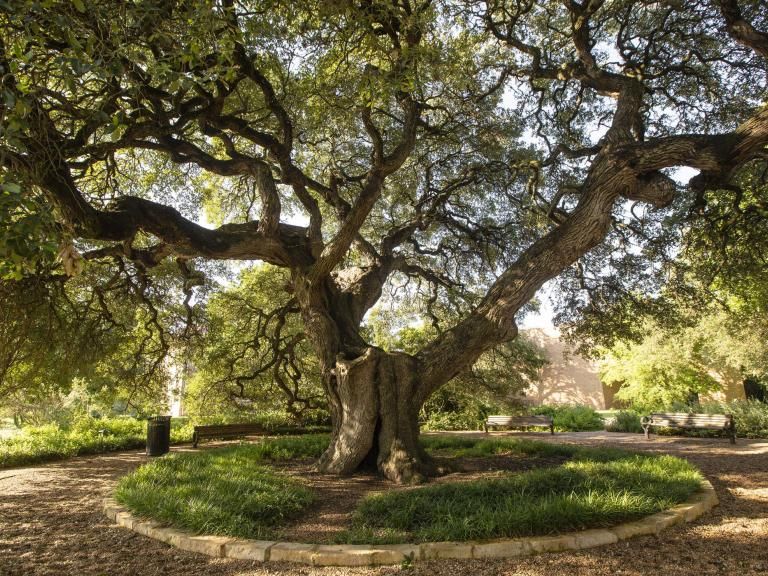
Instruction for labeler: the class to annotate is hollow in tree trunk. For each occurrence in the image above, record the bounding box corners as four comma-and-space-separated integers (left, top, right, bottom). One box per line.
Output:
316, 347, 432, 484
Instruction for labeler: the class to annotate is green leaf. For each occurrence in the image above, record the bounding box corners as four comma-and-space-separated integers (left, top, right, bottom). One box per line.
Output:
72, 0, 85, 13
2, 182, 21, 195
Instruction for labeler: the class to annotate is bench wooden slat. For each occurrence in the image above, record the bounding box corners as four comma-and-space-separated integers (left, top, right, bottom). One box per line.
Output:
192, 423, 265, 447
484, 415, 554, 434
642, 412, 735, 443
487, 416, 552, 424
195, 425, 264, 433
650, 412, 731, 419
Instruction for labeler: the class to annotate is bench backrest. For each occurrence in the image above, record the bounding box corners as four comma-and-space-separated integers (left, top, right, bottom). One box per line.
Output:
486, 415, 553, 426
648, 412, 733, 429
194, 423, 264, 435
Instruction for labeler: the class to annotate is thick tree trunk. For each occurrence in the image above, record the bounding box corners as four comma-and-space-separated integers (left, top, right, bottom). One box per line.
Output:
316, 347, 431, 484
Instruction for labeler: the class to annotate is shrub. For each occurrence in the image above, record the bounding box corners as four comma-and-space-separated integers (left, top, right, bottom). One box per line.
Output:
532, 405, 604, 431
699, 399, 768, 438
0, 416, 193, 469
605, 410, 644, 433
170, 419, 195, 444
193, 410, 330, 434
420, 410, 482, 431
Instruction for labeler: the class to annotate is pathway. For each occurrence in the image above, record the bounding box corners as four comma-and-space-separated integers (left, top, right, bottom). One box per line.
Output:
1, 432, 766, 575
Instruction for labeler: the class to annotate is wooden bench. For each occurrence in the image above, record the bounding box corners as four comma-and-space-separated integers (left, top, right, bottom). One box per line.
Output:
484, 415, 554, 434
641, 412, 736, 444
192, 423, 266, 447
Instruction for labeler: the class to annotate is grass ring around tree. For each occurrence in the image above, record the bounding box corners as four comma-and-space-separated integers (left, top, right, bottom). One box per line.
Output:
114, 434, 704, 544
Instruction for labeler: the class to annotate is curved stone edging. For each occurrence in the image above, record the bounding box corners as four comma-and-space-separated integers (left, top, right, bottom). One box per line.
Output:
103, 479, 718, 566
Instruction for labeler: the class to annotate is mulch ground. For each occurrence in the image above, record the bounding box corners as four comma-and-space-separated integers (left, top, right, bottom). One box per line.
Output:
274, 452, 569, 543
1, 431, 767, 576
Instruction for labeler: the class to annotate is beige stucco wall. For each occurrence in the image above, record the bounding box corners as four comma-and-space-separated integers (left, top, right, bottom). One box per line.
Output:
521, 327, 606, 409
701, 366, 747, 403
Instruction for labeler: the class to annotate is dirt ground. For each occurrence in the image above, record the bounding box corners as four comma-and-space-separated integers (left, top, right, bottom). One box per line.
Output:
1, 431, 766, 576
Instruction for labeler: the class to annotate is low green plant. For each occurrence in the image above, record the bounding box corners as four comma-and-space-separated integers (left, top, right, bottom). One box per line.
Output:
112, 435, 703, 544
699, 399, 768, 438
420, 410, 482, 432
241, 433, 329, 460
420, 435, 574, 459
343, 444, 702, 543
0, 416, 193, 469
631, 399, 768, 439
115, 444, 313, 539
532, 405, 605, 431
605, 410, 644, 433
170, 419, 195, 444
192, 410, 330, 434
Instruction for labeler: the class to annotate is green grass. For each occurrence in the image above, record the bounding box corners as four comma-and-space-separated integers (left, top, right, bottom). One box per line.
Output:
420, 435, 575, 458
343, 441, 702, 544
114, 434, 703, 544
241, 433, 329, 460
115, 444, 313, 539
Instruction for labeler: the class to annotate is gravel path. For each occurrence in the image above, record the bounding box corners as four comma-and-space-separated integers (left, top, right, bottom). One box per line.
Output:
1, 432, 766, 576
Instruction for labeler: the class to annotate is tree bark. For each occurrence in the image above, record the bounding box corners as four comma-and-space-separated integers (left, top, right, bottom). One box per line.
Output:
316, 347, 431, 484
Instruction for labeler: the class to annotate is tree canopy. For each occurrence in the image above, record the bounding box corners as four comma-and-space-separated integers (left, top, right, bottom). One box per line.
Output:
2, 0, 767, 481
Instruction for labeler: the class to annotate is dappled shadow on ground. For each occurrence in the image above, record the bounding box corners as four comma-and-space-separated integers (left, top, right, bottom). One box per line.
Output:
0, 434, 766, 575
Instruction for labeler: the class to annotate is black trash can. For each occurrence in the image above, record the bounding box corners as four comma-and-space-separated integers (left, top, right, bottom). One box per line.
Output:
146, 416, 171, 457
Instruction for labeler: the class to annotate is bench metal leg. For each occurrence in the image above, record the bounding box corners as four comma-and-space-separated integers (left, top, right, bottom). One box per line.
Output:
643, 425, 650, 440
192, 432, 198, 448
550, 424, 554, 435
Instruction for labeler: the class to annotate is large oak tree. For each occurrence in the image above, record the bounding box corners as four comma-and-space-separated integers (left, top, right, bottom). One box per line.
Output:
1, 0, 767, 481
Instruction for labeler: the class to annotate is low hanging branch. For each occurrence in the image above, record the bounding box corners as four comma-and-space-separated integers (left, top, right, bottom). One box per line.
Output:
2, 0, 768, 481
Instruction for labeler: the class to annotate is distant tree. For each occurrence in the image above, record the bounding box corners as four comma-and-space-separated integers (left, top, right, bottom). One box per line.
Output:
566, 166, 768, 406
0, 263, 181, 421
365, 310, 548, 426
598, 319, 722, 410
187, 264, 325, 421
2, 1, 768, 481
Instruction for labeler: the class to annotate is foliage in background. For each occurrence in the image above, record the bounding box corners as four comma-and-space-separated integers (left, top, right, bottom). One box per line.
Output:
0, 417, 193, 469
601, 401, 768, 438
366, 308, 548, 431
598, 320, 725, 410
422, 402, 607, 434
186, 265, 326, 423
0, 258, 198, 423
189, 409, 330, 432
698, 400, 768, 438
531, 404, 605, 432
564, 174, 768, 411
604, 410, 645, 434
558, 164, 768, 357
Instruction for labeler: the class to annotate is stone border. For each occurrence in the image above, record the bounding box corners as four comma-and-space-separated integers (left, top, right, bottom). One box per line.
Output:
103, 479, 717, 566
